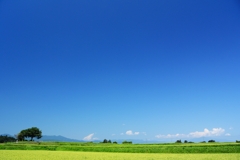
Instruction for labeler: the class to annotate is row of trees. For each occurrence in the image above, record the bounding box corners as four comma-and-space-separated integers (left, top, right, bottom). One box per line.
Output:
102, 139, 112, 143
1, 127, 42, 143
175, 139, 216, 143
122, 140, 132, 144
17, 127, 42, 141
102, 139, 117, 144
0, 135, 16, 143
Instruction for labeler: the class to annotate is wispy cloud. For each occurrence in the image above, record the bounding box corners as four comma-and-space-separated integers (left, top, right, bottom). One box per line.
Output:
126, 130, 139, 135
142, 132, 147, 136
83, 133, 96, 141
156, 128, 225, 139
225, 133, 231, 136
155, 133, 185, 139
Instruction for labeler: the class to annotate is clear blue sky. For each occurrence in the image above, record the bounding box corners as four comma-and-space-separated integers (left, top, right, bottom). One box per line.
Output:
1, 0, 240, 141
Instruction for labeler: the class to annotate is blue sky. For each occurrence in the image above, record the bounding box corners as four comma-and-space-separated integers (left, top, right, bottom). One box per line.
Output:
1, 0, 240, 141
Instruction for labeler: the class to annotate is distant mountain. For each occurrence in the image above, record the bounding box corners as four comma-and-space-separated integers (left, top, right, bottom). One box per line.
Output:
37, 137, 163, 143
40, 135, 84, 142
0, 134, 83, 142
2, 134, 238, 143
37, 136, 239, 143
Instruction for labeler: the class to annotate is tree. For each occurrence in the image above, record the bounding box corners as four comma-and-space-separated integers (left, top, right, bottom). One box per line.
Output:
208, 140, 215, 143
18, 127, 42, 141
122, 140, 132, 144
28, 127, 42, 141
103, 139, 108, 143
17, 132, 25, 141
175, 139, 182, 143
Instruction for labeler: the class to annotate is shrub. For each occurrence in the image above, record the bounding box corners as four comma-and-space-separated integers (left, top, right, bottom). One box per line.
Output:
236, 140, 240, 143
122, 140, 132, 144
113, 141, 117, 144
208, 140, 215, 143
184, 140, 188, 143
175, 140, 182, 143
102, 139, 112, 143
103, 139, 108, 143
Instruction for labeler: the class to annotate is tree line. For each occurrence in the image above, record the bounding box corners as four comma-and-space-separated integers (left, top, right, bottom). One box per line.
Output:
102, 139, 132, 144
0, 127, 42, 143
0, 135, 16, 143
175, 139, 217, 143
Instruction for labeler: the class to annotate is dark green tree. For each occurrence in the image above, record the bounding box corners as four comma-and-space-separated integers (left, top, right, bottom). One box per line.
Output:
175, 139, 182, 143
122, 140, 132, 144
18, 127, 42, 141
17, 132, 25, 141
103, 139, 108, 143
208, 140, 215, 143
28, 127, 42, 141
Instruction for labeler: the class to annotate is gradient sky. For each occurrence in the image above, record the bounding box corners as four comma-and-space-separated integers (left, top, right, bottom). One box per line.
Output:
1, 0, 240, 141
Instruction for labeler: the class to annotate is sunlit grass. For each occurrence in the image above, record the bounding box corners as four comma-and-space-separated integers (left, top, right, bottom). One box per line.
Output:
1, 142, 240, 153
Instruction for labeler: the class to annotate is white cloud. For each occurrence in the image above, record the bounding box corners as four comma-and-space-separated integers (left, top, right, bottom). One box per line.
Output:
189, 128, 225, 138
156, 128, 225, 139
135, 132, 140, 135
126, 130, 140, 135
225, 133, 231, 136
83, 133, 95, 141
126, 130, 133, 135
142, 132, 147, 136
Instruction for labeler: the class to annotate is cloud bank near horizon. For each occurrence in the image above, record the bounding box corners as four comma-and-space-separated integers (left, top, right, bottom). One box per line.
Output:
155, 128, 226, 139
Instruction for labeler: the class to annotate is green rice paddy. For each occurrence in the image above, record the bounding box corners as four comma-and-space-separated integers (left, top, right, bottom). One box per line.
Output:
1, 142, 240, 153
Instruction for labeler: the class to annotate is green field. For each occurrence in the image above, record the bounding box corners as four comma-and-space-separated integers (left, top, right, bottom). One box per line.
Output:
1, 150, 240, 160
1, 142, 240, 153
1, 142, 240, 159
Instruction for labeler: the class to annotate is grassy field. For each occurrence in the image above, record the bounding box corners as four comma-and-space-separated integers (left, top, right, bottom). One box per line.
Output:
1, 150, 240, 160
1, 142, 240, 153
